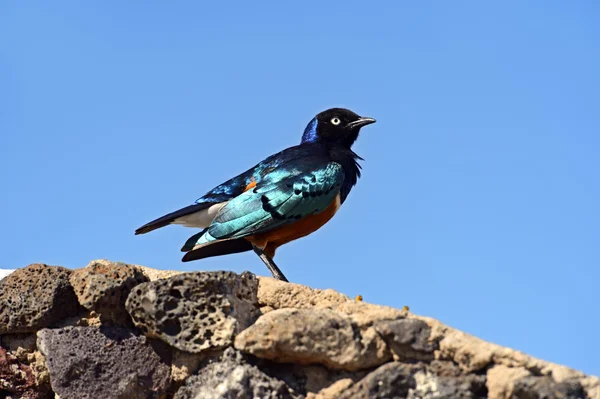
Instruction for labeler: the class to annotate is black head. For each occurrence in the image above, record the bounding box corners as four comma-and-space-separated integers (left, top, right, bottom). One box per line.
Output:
301, 108, 376, 147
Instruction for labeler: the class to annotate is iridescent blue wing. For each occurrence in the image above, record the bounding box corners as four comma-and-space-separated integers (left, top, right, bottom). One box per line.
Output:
194, 161, 344, 246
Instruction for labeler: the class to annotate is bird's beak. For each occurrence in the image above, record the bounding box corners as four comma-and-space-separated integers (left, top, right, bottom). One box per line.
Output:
347, 117, 377, 129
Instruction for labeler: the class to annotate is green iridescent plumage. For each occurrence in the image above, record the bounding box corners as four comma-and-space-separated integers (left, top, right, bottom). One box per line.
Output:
191, 162, 344, 248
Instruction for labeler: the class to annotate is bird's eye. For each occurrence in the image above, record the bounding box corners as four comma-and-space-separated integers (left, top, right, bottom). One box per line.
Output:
330, 117, 341, 125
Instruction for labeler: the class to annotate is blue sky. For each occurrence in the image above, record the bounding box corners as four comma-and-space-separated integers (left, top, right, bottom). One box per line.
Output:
1, 1, 598, 376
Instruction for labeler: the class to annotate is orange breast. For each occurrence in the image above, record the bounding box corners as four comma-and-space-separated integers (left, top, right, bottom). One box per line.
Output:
246, 194, 341, 258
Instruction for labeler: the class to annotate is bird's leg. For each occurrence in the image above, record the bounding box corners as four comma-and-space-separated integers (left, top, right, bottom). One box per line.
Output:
252, 246, 288, 282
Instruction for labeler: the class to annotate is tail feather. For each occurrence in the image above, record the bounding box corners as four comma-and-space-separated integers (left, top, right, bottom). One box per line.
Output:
135, 203, 216, 235
181, 229, 208, 252
181, 239, 253, 262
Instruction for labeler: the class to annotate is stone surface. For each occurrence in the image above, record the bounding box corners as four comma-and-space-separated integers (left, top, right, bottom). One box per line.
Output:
486, 365, 532, 399
126, 272, 258, 353
374, 318, 437, 361
235, 308, 390, 371
37, 326, 171, 399
131, 263, 182, 281
0, 346, 48, 399
69, 259, 148, 323
126, 271, 259, 353
409, 361, 487, 399
0, 264, 79, 334
511, 375, 586, 399
175, 348, 298, 399
257, 277, 351, 309
337, 361, 487, 399
257, 277, 408, 327
337, 362, 419, 399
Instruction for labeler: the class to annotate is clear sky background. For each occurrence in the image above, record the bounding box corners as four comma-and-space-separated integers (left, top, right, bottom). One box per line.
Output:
1, 1, 598, 376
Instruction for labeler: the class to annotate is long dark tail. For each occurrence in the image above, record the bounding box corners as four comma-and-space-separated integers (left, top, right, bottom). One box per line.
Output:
181, 239, 253, 262
135, 203, 216, 235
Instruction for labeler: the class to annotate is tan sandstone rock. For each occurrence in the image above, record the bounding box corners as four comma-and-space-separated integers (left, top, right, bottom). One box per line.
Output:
234, 308, 390, 371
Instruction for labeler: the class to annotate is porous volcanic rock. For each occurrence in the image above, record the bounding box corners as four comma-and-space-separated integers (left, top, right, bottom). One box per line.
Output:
175, 348, 299, 399
0, 264, 79, 334
37, 326, 170, 399
126, 271, 259, 353
69, 259, 148, 323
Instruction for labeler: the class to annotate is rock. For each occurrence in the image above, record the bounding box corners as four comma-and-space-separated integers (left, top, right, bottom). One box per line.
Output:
37, 326, 170, 399
488, 365, 589, 398
170, 349, 207, 385
0, 264, 79, 334
337, 362, 419, 399
419, 313, 594, 386
69, 259, 148, 323
235, 308, 390, 371
257, 277, 351, 309
0, 346, 48, 399
486, 365, 532, 399
133, 264, 182, 281
409, 361, 487, 398
174, 348, 299, 399
336, 361, 486, 399
374, 319, 437, 361
512, 375, 586, 399
126, 271, 259, 353
257, 278, 408, 328
307, 378, 354, 399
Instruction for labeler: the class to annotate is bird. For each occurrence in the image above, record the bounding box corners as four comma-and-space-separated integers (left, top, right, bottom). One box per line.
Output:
135, 108, 376, 282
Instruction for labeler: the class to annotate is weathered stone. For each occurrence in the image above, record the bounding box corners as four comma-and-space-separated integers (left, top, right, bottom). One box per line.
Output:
486, 365, 532, 399
235, 308, 390, 371
170, 349, 207, 385
132, 264, 182, 281
37, 326, 170, 399
69, 259, 148, 323
374, 319, 437, 361
175, 348, 299, 399
126, 271, 259, 353
337, 362, 419, 399
257, 277, 408, 327
258, 361, 366, 397
512, 375, 586, 399
0, 346, 48, 399
0, 264, 79, 333
409, 362, 487, 399
257, 277, 351, 309
307, 378, 354, 399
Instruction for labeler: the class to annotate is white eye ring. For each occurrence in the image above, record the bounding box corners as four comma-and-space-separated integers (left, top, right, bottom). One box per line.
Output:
331, 117, 341, 125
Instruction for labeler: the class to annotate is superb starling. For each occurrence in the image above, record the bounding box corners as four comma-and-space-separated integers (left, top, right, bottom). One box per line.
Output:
135, 108, 376, 282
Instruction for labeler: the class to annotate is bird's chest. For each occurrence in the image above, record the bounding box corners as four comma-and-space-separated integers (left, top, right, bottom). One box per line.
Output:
247, 194, 341, 251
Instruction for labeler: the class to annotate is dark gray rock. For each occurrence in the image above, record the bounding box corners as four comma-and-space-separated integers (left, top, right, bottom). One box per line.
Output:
374, 318, 438, 361
175, 348, 299, 399
37, 326, 170, 399
513, 375, 586, 399
0, 264, 79, 333
409, 361, 487, 398
69, 260, 148, 323
338, 362, 419, 399
338, 361, 487, 399
126, 271, 259, 353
